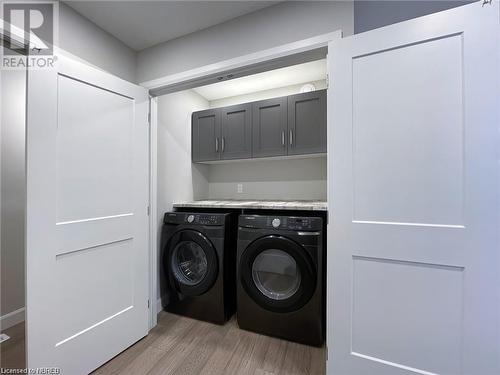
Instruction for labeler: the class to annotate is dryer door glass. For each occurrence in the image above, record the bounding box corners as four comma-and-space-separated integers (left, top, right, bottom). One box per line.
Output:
239, 235, 316, 313
252, 249, 301, 300
172, 241, 208, 286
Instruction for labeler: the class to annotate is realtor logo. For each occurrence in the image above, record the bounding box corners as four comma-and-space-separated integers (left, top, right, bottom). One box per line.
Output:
1, 1, 58, 69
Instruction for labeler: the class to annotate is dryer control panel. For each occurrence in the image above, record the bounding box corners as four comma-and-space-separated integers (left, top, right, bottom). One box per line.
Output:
239, 215, 322, 231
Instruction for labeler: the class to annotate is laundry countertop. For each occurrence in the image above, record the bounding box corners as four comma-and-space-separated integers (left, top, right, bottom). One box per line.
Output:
172, 199, 328, 211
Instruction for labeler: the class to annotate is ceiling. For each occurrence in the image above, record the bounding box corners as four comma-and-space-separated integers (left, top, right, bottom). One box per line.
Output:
193, 59, 326, 101
65, 1, 281, 51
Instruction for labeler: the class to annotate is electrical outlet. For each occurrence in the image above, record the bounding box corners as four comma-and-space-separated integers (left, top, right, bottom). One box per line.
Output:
237, 183, 243, 194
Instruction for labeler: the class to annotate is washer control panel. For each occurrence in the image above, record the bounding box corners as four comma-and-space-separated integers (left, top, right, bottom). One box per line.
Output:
193, 214, 221, 225
163, 212, 226, 226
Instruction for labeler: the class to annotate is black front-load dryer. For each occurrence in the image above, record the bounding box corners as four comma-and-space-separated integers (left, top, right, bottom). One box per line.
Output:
160, 211, 236, 324
237, 214, 323, 346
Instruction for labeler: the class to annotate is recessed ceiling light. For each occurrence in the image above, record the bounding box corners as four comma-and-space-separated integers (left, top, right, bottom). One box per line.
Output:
300, 83, 316, 93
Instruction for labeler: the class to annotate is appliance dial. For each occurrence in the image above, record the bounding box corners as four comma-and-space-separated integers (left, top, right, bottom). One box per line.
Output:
272, 218, 281, 228
187, 215, 195, 223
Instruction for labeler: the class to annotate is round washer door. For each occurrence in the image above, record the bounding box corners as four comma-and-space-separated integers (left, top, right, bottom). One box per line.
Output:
239, 235, 316, 313
165, 229, 218, 296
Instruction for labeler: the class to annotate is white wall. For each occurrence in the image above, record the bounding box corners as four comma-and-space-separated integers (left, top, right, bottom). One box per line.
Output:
157, 90, 210, 218
0, 57, 26, 326
137, 1, 353, 83
208, 157, 327, 201
156, 90, 210, 299
59, 2, 137, 82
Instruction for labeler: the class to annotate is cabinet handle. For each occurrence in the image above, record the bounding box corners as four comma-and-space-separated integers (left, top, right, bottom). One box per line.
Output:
289, 130, 293, 146
222, 137, 225, 152
215, 137, 219, 152
281, 131, 285, 146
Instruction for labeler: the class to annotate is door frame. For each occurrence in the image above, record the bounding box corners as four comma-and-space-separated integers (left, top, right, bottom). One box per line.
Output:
146, 30, 342, 322
149, 96, 158, 328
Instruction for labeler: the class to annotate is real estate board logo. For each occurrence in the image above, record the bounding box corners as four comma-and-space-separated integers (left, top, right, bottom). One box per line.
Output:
1, 1, 58, 69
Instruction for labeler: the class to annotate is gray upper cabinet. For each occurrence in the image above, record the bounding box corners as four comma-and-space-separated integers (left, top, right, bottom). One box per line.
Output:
252, 97, 287, 158
221, 104, 252, 160
192, 109, 221, 162
191, 90, 326, 162
287, 90, 327, 155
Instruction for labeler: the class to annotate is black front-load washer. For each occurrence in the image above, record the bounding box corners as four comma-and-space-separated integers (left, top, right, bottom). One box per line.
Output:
160, 211, 236, 324
237, 214, 324, 346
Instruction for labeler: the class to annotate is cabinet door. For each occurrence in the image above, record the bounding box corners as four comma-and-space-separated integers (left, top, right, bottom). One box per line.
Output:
252, 97, 287, 158
192, 109, 220, 162
287, 90, 326, 155
221, 104, 252, 160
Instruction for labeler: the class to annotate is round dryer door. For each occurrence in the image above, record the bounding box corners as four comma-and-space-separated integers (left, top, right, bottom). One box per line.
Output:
239, 235, 316, 313
165, 229, 218, 296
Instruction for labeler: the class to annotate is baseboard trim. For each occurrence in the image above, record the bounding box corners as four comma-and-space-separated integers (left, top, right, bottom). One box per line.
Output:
0, 307, 25, 330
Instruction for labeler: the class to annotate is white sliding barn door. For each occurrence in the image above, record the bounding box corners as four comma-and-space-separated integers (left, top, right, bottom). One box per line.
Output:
327, 2, 499, 375
26, 55, 150, 374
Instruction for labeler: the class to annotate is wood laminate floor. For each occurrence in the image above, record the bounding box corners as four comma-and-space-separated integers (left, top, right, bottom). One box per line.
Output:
93, 311, 326, 375
0, 322, 26, 370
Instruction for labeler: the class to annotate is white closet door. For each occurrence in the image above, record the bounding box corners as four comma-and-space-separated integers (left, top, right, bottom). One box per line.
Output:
26, 55, 150, 374
327, 2, 499, 375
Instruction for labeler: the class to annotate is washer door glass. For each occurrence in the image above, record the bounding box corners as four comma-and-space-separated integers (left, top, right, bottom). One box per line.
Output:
171, 241, 208, 286
252, 249, 301, 300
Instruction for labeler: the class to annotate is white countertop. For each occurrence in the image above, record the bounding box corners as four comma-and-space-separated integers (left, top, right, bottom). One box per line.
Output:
172, 199, 328, 211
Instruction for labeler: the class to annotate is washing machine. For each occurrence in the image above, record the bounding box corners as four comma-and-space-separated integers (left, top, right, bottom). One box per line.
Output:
237, 214, 324, 346
160, 211, 236, 324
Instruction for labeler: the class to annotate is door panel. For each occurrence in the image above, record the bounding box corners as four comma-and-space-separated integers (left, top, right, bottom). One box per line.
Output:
352, 35, 463, 226
351, 257, 463, 375
327, 2, 499, 375
288, 90, 326, 155
221, 104, 252, 160
192, 109, 220, 162
252, 97, 287, 158
55, 239, 134, 345
26, 56, 149, 374
57, 76, 134, 221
